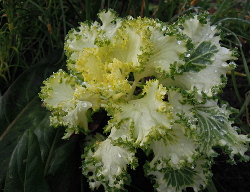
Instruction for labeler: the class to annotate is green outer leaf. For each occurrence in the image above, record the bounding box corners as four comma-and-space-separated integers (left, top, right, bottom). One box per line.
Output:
4, 129, 50, 192
206, 179, 218, 192
0, 49, 64, 136
32, 110, 82, 192
45, 134, 81, 192
0, 98, 48, 186
0, 49, 65, 186
33, 112, 59, 165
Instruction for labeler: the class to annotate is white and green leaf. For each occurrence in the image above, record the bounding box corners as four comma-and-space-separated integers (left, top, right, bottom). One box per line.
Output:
111, 80, 173, 148
194, 100, 250, 160
82, 137, 137, 191
145, 156, 211, 192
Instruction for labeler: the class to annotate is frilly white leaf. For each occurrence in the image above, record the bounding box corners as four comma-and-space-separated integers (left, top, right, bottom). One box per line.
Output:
159, 15, 236, 97
82, 137, 137, 191
110, 80, 173, 148
148, 124, 199, 170
39, 69, 77, 110
39, 69, 101, 138
146, 30, 186, 76
65, 10, 121, 70
180, 15, 219, 45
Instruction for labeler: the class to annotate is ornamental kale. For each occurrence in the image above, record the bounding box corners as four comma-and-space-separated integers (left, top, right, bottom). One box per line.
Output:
39, 10, 250, 192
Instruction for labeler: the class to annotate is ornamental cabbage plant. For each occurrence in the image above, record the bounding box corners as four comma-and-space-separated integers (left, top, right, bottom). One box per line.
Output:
39, 10, 250, 192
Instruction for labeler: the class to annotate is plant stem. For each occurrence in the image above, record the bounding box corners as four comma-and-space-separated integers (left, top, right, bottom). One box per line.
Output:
231, 70, 243, 105
156, 0, 165, 19
127, 77, 140, 101
85, 0, 90, 21
211, 0, 230, 24
60, 0, 67, 37
234, 93, 250, 122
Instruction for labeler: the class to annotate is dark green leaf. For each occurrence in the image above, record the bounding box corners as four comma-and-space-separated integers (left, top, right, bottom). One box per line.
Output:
0, 98, 49, 186
4, 129, 50, 192
32, 113, 82, 192
33, 111, 82, 192
206, 179, 218, 192
0, 49, 65, 186
45, 134, 81, 192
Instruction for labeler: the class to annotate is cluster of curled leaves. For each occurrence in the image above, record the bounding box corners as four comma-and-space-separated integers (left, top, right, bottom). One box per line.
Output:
39, 10, 250, 192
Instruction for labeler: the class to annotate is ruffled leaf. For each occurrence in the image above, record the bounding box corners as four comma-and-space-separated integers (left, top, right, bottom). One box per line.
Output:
180, 14, 218, 45
146, 30, 186, 77
82, 137, 137, 191
39, 69, 78, 110
110, 80, 173, 148
40, 69, 101, 138
65, 9, 121, 68
160, 15, 236, 97
148, 124, 199, 169
194, 100, 250, 160
145, 156, 211, 192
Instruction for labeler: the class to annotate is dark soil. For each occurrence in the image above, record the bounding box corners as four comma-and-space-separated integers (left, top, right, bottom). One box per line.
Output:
212, 155, 250, 192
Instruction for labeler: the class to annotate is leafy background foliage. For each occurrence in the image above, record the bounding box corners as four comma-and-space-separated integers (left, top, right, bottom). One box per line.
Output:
0, 0, 249, 191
